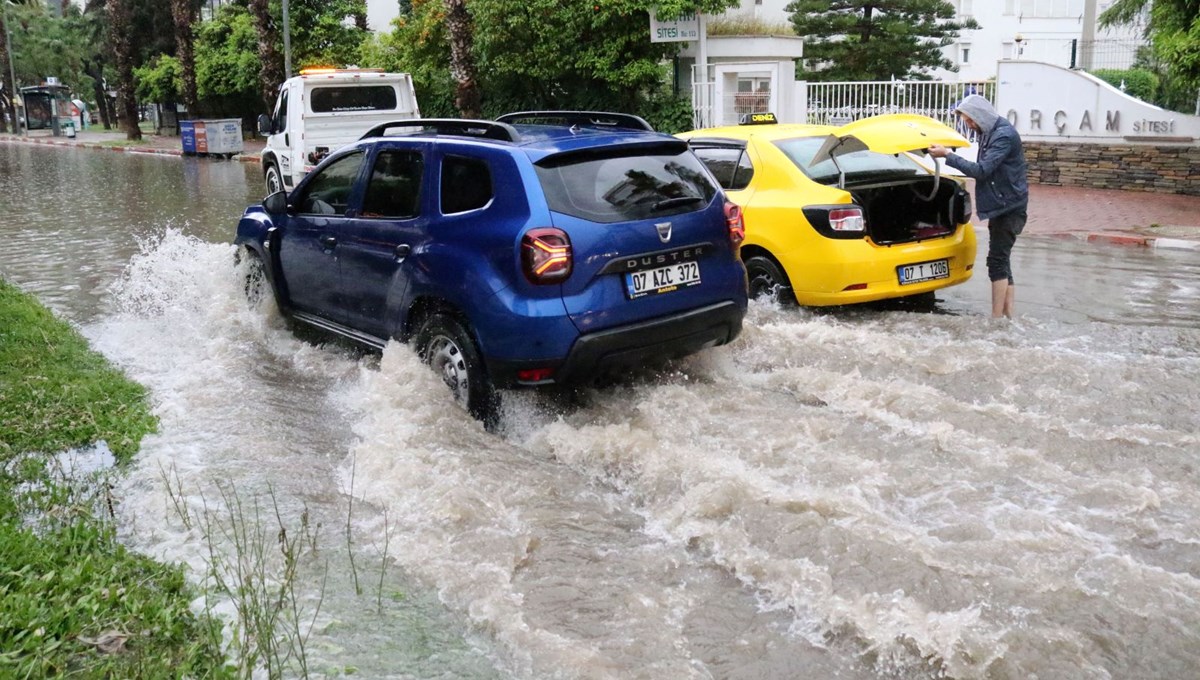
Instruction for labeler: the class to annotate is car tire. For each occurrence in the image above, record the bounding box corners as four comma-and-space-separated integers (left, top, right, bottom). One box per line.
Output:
745, 255, 794, 303
902, 291, 937, 309
240, 248, 269, 306
415, 313, 499, 426
265, 163, 284, 195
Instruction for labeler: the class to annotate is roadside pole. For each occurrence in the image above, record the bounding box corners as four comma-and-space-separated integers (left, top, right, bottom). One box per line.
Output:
2, 0, 22, 135
282, 0, 293, 79
697, 13, 708, 128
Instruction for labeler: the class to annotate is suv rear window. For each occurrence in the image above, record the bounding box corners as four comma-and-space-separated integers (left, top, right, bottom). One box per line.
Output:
535, 151, 718, 224
774, 137, 922, 184
310, 86, 398, 113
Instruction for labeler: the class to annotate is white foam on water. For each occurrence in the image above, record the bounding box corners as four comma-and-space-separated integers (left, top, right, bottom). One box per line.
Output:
79, 230, 1200, 679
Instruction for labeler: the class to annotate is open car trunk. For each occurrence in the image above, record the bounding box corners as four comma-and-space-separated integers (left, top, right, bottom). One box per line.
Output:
848, 176, 971, 245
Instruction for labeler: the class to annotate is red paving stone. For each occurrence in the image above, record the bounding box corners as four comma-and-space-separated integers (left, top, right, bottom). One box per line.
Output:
1025, 184, 1200, 235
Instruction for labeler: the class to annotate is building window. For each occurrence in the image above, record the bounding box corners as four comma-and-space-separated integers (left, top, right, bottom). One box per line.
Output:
1005, 0, 1016, 14
1002, 41, 1015, 60
1019, 0, 1084, 17
959, 0, 974, 16
961, 44, 972, 64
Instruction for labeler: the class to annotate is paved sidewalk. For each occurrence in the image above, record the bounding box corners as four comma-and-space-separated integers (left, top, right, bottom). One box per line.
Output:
4, 129, 1199, 250
1023, 183, 1200, 251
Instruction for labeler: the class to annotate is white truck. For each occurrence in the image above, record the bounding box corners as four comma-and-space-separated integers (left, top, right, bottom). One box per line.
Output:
256, 69, 420, 194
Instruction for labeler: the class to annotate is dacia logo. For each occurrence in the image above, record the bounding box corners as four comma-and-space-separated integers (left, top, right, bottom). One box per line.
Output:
656, 222, 672, 243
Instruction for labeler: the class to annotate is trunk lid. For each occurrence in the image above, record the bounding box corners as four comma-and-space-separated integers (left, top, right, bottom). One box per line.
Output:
810, 114, 970, 166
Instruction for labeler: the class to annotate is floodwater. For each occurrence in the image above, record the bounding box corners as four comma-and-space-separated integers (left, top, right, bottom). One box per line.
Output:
2, 142, 1199, 679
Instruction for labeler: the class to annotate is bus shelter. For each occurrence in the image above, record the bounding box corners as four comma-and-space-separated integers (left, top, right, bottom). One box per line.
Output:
20, 84, 73, 135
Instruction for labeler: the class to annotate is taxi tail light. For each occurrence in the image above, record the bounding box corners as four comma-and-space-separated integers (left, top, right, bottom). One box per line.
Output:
522, 227, 572, 284
828, 207, 865, 232
724, 201, 745, 246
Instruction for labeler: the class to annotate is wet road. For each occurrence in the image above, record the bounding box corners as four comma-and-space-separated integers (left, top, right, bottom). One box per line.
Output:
3, 142, 1199, 679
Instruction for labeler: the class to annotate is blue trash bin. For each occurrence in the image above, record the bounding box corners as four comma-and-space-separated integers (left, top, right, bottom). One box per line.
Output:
180, 120, 197, 155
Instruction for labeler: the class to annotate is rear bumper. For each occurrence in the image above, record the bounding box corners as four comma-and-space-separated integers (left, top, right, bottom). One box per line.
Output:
486, 300, 744, 388
781, 225, 977, 306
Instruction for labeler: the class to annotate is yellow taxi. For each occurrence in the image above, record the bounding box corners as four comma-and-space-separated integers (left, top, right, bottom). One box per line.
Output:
679, 113, 977, 306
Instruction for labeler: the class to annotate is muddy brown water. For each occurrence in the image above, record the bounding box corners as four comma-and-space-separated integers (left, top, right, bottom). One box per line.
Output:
3, 142, 1199, 679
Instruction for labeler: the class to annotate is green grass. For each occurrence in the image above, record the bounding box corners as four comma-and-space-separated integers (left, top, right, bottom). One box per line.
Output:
1, 279, 157, 460
0, 278, 231, 678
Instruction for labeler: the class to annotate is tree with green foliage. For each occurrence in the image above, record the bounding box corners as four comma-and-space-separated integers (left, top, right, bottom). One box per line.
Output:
1100, 0, 1199, 113
246, 0, 369, 108
786, 0, 980, 81
285, 0, 370, 70
365, 0, 738, 126
193, 3, 262, 117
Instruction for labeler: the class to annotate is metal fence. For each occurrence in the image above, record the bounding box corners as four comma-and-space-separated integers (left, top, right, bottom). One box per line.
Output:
1071, 39, 1148, 72
804, 79, 996, 139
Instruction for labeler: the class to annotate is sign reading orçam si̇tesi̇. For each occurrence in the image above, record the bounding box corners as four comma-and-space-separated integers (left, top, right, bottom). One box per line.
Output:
995, 61, 1200, 145
649, 9, 699, 43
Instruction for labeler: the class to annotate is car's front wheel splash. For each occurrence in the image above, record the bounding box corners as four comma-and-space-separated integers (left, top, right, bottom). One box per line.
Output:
415, 312, 500, 429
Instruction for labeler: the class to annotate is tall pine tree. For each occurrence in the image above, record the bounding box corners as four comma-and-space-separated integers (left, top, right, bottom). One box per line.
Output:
787, 0, 979, 81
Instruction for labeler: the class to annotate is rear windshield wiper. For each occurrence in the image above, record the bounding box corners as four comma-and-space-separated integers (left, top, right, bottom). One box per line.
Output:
652, 196, 705, 211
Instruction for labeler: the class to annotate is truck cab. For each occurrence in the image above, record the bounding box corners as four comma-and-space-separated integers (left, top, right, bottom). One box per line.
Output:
256, 69, 420, 194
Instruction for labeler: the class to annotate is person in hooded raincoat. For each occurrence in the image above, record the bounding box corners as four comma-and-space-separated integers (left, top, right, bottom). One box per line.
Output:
929, 94, 1029, 319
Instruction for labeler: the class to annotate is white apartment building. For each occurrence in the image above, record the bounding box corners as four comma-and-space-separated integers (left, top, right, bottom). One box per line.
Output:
713, 0, 1146, 80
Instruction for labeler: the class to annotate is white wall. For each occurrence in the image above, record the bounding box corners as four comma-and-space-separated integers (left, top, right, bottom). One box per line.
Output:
995, 61, 1200, 143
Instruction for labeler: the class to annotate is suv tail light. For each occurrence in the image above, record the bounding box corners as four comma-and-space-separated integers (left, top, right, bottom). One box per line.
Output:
521, 227, 572, 284
828, 207, 865, 232
724, 201, 745, 246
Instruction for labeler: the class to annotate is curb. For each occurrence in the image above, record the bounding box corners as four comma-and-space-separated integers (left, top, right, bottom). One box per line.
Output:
1033, 231, 1200, 252
1152, 237, 1200, 251
0, 134, 261, 164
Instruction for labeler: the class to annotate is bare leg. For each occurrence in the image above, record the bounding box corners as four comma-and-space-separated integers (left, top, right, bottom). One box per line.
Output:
991, 279, 1009, 318
1003, 284, 1015, 318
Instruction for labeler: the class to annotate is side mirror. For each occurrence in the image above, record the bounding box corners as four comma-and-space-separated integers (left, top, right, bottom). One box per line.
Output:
257, 113, 273, 136
262, 190, 289, 214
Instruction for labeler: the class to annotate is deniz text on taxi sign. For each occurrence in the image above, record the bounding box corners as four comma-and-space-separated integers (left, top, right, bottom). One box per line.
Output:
740, 112, 778, 125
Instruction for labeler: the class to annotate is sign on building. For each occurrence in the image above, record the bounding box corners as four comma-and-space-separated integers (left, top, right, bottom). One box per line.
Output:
649, 9, 699, 43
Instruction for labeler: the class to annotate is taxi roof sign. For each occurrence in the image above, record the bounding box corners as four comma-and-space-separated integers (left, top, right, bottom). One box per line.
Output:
739, 112, 778, 126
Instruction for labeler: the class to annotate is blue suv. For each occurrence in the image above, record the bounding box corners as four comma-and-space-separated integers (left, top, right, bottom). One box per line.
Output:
235, 112, 748, 422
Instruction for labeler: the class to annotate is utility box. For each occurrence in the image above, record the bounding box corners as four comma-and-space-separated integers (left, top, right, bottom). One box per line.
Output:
203, 118, 244, 156
180, 119, 243, 157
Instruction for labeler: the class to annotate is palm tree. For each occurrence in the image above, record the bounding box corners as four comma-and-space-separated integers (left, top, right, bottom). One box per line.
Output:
247, 0, 284, 109
170, 0, 199, 117
106, 0, 140, 139
444, 0, 480, 117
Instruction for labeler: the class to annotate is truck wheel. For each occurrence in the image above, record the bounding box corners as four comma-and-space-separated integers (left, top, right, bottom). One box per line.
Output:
745, 255, 794, 303
265, 163, 284, 195
415, 313, 499, 426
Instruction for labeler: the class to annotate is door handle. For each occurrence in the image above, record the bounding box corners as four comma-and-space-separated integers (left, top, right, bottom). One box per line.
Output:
321, 236, 337, 250
394, 244, 411, 259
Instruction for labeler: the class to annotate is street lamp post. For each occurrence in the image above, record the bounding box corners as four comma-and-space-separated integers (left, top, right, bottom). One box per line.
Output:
282, 0, 292, 79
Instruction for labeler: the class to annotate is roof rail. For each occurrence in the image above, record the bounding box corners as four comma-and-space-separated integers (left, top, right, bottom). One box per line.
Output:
359, 119, 520, 142
495, 111, 655, 132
